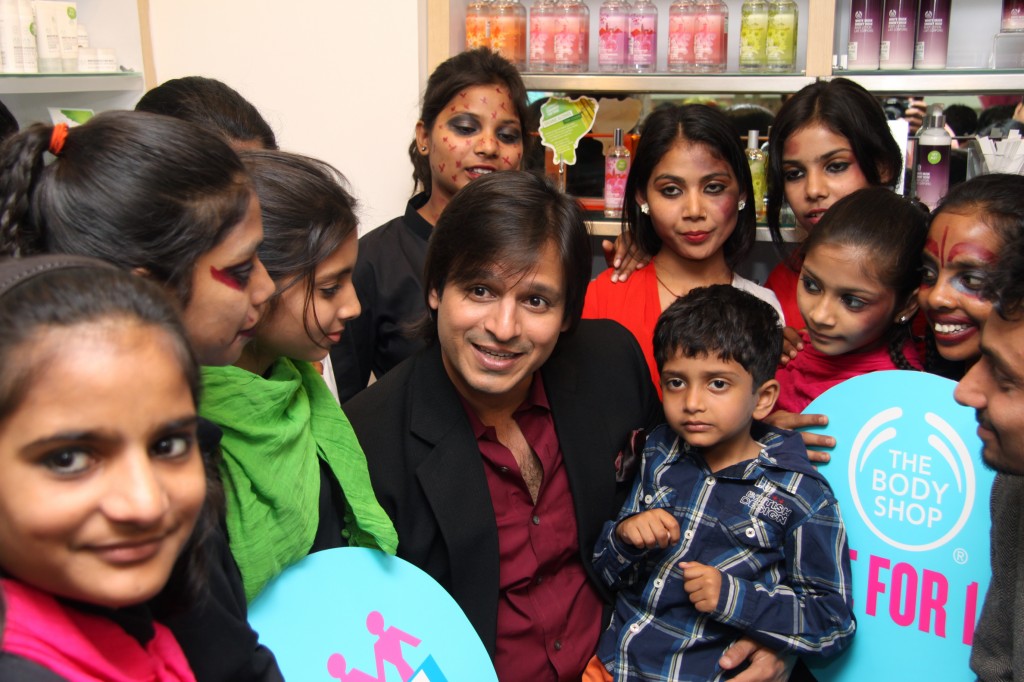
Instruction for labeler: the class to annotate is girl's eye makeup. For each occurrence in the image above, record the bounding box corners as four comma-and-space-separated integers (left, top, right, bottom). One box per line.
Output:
152, 434, 194, 460
920, 263, 938, 287
841, 295, 868, 311
210, 263, 251, 291
952, 271, 987, 296
825, 160, 853, 174
801, 275, 821, 294
497, 127, 522, 144
783, 168, 804, 183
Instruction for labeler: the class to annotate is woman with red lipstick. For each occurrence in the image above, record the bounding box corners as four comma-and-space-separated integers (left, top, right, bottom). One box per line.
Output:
774, 188, 928, 414
920, 174, 1024, 379
199, 150, 397, 604
764, 78, 904, 335
583, 104, 783, 394
0, 255, 216, 681
330, 48, 531, 402
0, 111, 275, 368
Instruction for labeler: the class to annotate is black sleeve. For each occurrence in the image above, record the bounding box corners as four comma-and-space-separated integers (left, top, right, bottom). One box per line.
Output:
163, 528, 284, 682
0, 653, 69, 681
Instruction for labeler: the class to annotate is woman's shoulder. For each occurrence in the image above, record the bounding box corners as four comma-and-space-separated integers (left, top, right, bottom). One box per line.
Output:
583, 266, 655, 315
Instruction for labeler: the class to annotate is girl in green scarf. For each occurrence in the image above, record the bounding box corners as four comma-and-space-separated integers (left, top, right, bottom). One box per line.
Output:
200, 151, 398, 602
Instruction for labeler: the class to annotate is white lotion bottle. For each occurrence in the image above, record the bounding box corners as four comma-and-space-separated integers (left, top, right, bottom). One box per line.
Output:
914, 105, 952, 211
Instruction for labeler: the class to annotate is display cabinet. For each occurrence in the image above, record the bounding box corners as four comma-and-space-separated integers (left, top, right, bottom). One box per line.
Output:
0, 0, 151, 126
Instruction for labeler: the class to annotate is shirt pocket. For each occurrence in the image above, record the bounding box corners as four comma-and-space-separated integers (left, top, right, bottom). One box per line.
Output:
716, 512, 786, 580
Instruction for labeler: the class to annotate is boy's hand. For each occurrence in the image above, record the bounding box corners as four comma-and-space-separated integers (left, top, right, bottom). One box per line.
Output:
616, 509, 680, 549
779, 326, 803, 365
602, 231, 651, 283
681, 561, 722, 613
762, 410, 835, 464
720, 637, 794, 682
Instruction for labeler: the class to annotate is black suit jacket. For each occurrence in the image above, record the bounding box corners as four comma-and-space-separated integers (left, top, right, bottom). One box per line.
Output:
343, 319, 661, 657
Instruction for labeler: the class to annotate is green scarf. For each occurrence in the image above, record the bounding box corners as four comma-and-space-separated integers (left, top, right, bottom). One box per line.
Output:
200, 358, 398, 602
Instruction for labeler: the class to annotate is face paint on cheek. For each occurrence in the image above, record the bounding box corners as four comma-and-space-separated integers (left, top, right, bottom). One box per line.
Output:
503, 155, 513, 167
459, 91, 468, 99
437, 162, 446, 173
210, 266, 243, 291
456, 161, 462, 168
481, 96, 489, 105
491, 111, 497, 120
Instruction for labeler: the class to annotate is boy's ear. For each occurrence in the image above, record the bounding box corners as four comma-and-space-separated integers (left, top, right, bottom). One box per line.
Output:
753, 379, 780, 420
895, 289, 920, 324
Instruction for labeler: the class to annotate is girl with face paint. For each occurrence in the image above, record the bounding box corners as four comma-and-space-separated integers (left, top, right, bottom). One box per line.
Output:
329, 48, 531, 403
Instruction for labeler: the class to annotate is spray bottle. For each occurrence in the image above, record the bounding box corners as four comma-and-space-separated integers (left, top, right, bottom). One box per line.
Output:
914, 104, 952, 211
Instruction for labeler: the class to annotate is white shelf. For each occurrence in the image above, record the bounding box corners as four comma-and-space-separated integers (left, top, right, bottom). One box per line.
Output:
0, 72, 143, 95
833, 70, 1024, 95
522, 72, 816, 95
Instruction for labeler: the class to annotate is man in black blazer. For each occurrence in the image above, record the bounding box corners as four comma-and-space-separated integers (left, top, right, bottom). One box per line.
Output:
345, 171, 789, 682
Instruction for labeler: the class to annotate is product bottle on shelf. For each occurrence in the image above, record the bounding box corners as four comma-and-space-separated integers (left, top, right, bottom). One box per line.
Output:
552, 0, 585, 72
692, 0, 727, 73
491, 0, 527, 69
466, 0, 493, 50
879, 0, 915, 70
746, 130, 768, 221
598, 0, 631, 72
766, 0, 797, 72
913, 0, 950, 70
914, 105, 952, 211
629, 0, 658, 73
529, 0, 556, 71
1003, 0, 1024, 32
604, 128, 632, 218
738, 0, 768, 72
847, 0, 882, 70
578, 0, 591, 71
668, 0, 696, 73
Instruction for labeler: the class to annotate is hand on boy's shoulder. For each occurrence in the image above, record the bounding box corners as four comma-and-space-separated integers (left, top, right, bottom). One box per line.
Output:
616, 509, 680, 550
680, 561, 722, 613
779, 326, 804, 365
762, 411, 835, 464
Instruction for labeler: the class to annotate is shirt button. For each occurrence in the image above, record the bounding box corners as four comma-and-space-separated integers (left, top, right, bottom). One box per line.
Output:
745, 527, 756, 538
536, 576, 544, 585
653, 578, 663, 588
498, 466, 510, 473
554, 640, 563, 651
532, 515, 541, 525
706, 478, 715, 486
629, 623, 640, 633
644, 494, 654, 504
684, 530, 694, 540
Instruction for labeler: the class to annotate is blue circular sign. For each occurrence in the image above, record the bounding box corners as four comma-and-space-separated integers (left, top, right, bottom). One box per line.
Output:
801, 371, 993, 681
248, 548, 497, 682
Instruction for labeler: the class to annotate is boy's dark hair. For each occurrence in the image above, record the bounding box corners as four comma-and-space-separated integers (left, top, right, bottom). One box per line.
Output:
804, 187, 929, 370
653, 284, 782, 388
986, 224, 1024, 320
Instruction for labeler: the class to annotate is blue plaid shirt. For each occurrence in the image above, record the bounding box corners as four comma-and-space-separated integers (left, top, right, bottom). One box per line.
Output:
593, 423, 855, 681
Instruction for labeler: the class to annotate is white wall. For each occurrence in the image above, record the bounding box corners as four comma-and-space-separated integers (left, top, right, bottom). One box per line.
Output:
146, 1, 424, 234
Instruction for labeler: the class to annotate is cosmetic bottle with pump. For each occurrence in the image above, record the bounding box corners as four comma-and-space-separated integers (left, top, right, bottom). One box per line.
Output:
605, 128, 632, 218
746, 130, 767, 221
739, 0, 768, 72
668, 0, 696, 73
599, 0, 630, 72
847, 0, 882, 70
629, 0, 658, 73
914, 105, 952, 211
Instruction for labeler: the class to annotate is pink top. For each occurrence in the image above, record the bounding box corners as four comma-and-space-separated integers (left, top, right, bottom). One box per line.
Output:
1, 578, 196, 682
774, 331, 924, 414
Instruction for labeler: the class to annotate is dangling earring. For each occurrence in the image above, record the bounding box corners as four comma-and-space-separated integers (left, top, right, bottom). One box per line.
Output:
738, 199, 747, 211
640, 203, 650, 215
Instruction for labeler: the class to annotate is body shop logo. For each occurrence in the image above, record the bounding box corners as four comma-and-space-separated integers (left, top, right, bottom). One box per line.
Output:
848, 407, 976, 552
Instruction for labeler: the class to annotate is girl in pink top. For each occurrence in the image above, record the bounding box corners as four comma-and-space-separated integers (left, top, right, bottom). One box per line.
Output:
0, 256, 212, 681
775, 188, 928, 413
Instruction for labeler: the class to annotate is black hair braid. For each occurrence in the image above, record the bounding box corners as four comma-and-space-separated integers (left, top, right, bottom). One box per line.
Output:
0, 124, 52, 257
888, 321, 919, 371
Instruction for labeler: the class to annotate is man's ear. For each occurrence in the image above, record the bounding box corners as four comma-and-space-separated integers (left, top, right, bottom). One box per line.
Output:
753, 379, 780, 420
428, 287, 440, 312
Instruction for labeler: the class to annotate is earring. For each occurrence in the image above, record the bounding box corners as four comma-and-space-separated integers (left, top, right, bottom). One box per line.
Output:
420, 146, 428, 152
738, 199, 747, 211
898, 315, 908, 324
640, 203, 650, 215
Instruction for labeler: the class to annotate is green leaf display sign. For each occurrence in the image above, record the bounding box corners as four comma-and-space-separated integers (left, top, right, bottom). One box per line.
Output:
538, 96, 598, 165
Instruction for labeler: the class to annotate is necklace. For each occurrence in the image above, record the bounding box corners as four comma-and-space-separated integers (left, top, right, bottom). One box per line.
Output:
654, 270, 684, 299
